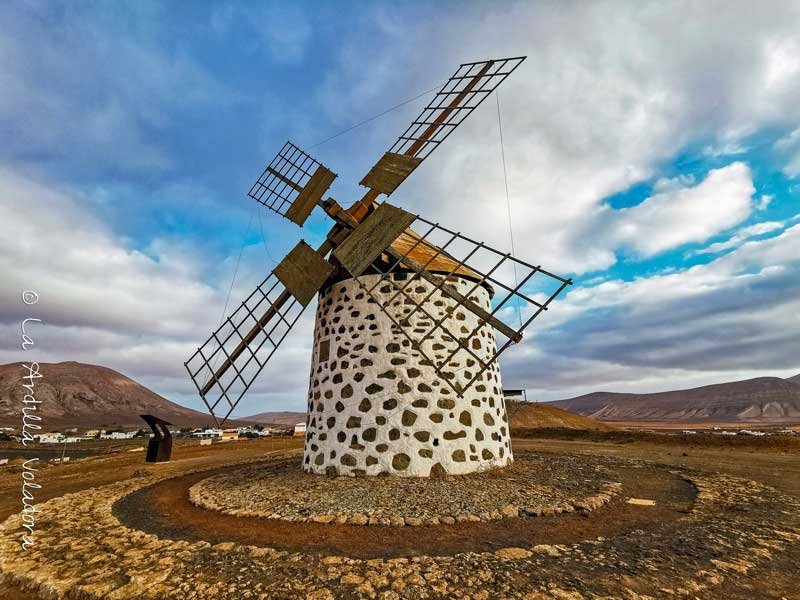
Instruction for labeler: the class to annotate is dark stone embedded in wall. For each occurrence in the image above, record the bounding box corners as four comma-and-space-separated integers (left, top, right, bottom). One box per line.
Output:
302, 273, 512, 477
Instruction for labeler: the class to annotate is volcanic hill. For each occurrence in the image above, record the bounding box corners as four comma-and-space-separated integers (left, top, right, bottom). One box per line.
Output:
0, 361, 226, 428
552, 375, 800, 424
508, 401, 613, 431
240, 411, 307, 426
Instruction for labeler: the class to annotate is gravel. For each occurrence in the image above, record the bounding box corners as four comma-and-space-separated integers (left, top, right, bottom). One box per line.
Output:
188, 453, 617, 524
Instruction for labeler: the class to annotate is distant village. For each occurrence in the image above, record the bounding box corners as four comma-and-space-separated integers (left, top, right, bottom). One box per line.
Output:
0, 422, 306, 444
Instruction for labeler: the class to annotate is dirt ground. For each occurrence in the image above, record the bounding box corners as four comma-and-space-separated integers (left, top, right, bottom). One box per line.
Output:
512, 435, 800, 498
0, 437, 303, 524
114, 456, 693, 558
1, 434, 798, 599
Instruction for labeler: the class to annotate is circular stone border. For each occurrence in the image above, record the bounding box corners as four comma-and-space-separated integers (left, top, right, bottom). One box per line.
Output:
2, 453, 799, 600
187, 454, 623, 526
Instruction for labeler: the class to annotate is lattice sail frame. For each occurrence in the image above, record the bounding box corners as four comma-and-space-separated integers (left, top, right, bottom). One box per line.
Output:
247, 141, 335, 225
349, 214, 571, 397
187, 55, 539, 424
185, 273, 306, 424
389, 57, 526, 161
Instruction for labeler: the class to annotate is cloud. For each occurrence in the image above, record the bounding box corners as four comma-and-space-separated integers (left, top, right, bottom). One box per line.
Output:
2, 1, 799, 414
775, 127, 800, 178
0, 170, 315, 413
756, 194, 773, 210
688, 220, 785, 256
604, 162, 755, 258
0, 170, 217, 336
313, 1, 800, 274
504, 224, 800, 399
0, 2, 225, 177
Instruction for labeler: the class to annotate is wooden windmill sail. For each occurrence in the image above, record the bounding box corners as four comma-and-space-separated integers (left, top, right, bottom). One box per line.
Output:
185, 57, 571, 476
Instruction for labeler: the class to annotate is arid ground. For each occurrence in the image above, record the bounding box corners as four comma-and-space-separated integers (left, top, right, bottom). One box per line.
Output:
1, 434, 798, 599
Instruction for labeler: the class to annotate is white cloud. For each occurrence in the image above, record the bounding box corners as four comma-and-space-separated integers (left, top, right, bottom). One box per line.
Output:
607, 162, 755, 257
505, 224, 800, 399
2, 1, 800, 412
0, 170, 314, 413
652, 174, 696, 193
688, 220, 785, 256
775, 127, 800, 178
756, 194, 773, 210
314, 1, 800, 274
0, 170, 217, 336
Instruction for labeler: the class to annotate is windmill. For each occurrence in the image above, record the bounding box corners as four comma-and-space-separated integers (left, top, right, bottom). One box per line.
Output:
185, 56, 571, 477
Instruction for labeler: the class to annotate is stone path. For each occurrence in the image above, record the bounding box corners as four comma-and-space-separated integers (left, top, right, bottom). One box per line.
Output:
1, 452, 799, 599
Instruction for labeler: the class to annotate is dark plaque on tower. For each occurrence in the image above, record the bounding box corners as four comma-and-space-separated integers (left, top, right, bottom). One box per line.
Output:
140, 414, 173, 463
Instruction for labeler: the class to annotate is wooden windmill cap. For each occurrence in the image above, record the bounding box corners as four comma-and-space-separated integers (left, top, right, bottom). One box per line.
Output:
388, 228, 494, 297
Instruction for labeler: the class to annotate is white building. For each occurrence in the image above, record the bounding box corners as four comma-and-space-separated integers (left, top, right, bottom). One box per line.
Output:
192, 428, 222, 439
221, 429, 239, 442
257, 427, 281, 437
99, 431, 136, 440
293, 423, 307, 437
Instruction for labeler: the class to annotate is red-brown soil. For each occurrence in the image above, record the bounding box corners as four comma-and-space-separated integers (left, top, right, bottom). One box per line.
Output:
0, 438, 302, 524
3, 434, 799, 599
113, 456, 693, 559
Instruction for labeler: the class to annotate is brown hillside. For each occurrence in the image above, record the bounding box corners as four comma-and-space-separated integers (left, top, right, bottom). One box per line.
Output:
553, 376, 800, 423
241, 411, 306, 426
0, 361, 230, 428
508, 402, 613, 431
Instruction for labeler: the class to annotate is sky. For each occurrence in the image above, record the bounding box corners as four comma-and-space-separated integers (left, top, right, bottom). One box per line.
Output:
1, 0, 799, 415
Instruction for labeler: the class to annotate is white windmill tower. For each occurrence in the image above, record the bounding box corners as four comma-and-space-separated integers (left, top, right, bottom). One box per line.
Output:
185, 56, 571, 477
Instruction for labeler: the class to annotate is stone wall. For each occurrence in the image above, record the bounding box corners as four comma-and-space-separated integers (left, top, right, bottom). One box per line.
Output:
303, 272, 512, 477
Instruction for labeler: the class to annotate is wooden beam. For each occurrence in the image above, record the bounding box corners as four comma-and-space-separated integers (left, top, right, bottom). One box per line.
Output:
359, 152, 422, 196
200, 238, 336, 397
285, 166, 336, 226
385, 247, 522, 343
273, 241, 335, 305
405, 60, 494, 158
347, 61, 495, 220
199, 289, 290, 397
266, 167, 302, 192
333, 203, 416, 276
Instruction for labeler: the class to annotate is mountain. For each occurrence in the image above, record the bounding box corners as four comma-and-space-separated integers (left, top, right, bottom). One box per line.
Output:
787, 374, 800, 385
552, 376, 800, 424
0, 361, 232, 429
508, 402, 613, 431
246, 404, 612, 430
240, 411, 306, 426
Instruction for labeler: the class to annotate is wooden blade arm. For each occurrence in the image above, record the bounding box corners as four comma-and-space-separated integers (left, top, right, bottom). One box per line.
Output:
404, 60, 494, 158
321, 197, 520, 342
347, 61, 496, 221
200, 238, 336, 397
385, 247, 522, 343
266, 167, 303, 192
